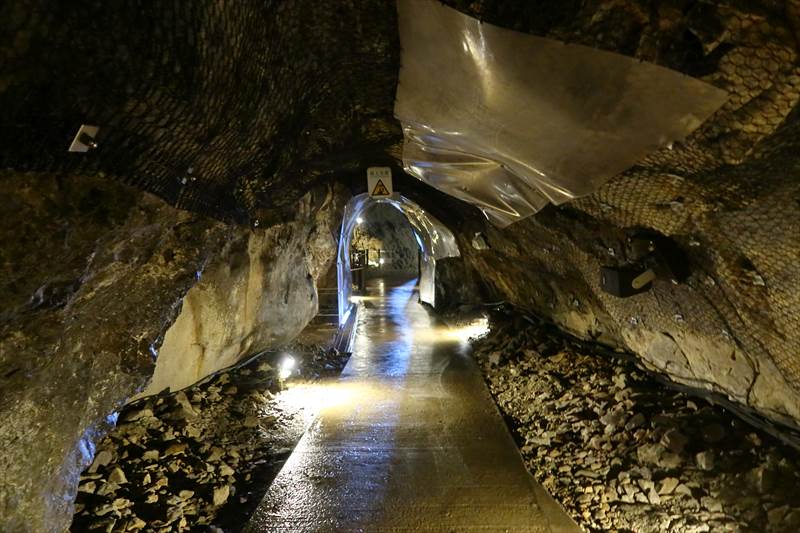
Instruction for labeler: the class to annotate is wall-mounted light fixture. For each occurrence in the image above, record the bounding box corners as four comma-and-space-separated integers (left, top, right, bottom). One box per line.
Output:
278, 355, 296, 381
600, 234, 690, 298
68, 125, 100, 152
600, 266, 656, 297
471, 232, 490, 250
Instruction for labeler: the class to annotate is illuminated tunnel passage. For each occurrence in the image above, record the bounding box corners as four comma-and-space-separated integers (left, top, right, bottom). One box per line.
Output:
336, 193, 460, 321
245, 278, 580, 533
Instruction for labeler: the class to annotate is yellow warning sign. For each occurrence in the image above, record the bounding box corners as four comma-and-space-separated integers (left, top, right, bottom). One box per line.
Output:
367, 167, 393, 198
371, 179, 391, 197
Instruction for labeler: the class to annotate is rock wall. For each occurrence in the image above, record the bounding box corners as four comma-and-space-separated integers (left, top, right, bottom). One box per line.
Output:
2, 0, 800, 526
0, 0, 399, 223
0, 172, 228, 532
473, 314, 800, 532
433, 256, 483, 310
0, 173, 344, 532
139, 186, 342, 398
402, 0, 800, 437
453, 197, 800, 436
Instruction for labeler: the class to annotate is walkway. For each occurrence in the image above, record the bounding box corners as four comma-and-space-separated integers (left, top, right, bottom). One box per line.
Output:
246, 278, 580, 532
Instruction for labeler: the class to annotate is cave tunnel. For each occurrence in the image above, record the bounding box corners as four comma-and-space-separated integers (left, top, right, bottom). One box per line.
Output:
2, 0, 800, 532
337, 192, 460, 319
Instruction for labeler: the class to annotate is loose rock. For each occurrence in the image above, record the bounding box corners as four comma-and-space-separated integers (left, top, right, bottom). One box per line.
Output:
70, 339, 350, 531
470, 312, 800, 533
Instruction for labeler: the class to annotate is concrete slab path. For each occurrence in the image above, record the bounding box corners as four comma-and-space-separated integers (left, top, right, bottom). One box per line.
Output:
246, 278, 580, 532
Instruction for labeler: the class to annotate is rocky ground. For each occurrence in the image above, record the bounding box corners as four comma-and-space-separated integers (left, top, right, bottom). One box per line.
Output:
471, 309, 800, 533
70, 340, 349, 532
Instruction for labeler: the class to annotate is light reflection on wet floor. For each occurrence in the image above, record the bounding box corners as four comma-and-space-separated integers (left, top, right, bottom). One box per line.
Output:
246, 278, 579, 533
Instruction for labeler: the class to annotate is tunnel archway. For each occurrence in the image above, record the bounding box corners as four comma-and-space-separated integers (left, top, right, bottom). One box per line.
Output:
337, 193, 460, 323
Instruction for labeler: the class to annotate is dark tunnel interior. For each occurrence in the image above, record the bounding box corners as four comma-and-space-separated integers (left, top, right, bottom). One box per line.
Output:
1, 1, 800, 532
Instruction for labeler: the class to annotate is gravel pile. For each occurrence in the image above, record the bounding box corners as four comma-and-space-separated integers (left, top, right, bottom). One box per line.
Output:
471, 311, 800, 533
70, 342, 349, 532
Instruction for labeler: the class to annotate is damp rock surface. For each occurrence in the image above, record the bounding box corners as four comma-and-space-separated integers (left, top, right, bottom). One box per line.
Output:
138, 183, 345, 398
471, 311, 800, 533
436, 0, 800, 436
0, 173, 229, 532
0, 174, 345, 532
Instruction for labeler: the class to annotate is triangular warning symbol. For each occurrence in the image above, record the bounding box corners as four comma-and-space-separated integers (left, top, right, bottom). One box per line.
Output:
371, 179, 391, 196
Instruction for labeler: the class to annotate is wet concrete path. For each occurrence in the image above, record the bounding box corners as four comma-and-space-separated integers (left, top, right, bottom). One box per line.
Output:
246, 279, 580, 532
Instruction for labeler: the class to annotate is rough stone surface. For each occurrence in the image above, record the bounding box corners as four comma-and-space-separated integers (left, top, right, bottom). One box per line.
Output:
472, 311, 800, 532
138, 185, 344, 397
0, 0, 798, 441
454, 191, 800, 434
0, 0, 400, 223
70, 340, 348, 532
429, 0, 800, 437
2, 0, 800, 528
1, 0, 799, 437
0, 174, 345, 532
433, 256, 484, 310
0, 172, 228, 532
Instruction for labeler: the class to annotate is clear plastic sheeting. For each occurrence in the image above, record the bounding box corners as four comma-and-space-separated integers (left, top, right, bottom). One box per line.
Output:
337, 193, 459, 322
400, 196, 459, 261
395, 0, 729, 227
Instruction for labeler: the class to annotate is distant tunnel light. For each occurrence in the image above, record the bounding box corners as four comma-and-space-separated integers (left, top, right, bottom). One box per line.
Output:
356, 216, 364, 224
279, 355, 296, 380
379, 258, 385, 265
